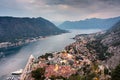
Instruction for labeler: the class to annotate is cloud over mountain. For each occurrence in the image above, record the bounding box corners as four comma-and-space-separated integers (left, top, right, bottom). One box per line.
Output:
0, 0, 120, 22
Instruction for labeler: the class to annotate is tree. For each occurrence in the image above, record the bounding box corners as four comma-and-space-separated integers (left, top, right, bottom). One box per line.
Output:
104, 68, 109, 75
31, 68, 45, 80
50, 75, 67, 80
69, 74, 81, 80
38, 53, 53, 59
111, 64, 120, 80
86, 72, 96, 80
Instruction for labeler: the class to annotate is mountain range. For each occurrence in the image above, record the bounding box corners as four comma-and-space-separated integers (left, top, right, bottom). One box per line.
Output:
59, 16, 120, 30
0, 16, 66, 43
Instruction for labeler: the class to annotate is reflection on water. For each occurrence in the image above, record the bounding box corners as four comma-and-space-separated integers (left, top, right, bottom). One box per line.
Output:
0, 29, 101, 80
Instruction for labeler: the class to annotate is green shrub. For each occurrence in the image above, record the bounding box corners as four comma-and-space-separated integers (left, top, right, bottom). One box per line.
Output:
38, 53, 53, 59
31, 68, 45, 80
68, 74, 81, 80
111, 64, 120, 80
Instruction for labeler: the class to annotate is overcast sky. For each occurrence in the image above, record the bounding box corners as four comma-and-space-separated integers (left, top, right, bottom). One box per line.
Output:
0, 0, 120, 24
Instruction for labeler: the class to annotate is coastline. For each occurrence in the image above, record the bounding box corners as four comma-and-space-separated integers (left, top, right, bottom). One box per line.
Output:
19, 31, 111, 80
2, 29, 103, 80
0, 31, 68, 56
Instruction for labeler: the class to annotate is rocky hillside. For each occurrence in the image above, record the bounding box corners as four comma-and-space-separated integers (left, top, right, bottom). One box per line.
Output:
72, 20, 120, 69
85, 20, 120, 69
59, 16, 120, 30
0, 16, 66, 43
100, 21, 120, 69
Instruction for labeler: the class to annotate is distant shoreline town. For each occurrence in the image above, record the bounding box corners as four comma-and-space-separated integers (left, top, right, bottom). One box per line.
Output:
0, 36, 45, 49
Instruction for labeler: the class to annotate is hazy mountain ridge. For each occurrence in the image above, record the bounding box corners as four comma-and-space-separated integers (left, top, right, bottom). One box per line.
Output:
59, 16, 120, 30
0, 16, 66, 43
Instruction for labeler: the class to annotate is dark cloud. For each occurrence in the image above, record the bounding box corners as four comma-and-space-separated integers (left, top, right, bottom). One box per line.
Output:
44, 0, 93, 7
0, 0, 120, 22
44, 0, 120, 7
42, 0, 120, 12
100, 0, 120, 5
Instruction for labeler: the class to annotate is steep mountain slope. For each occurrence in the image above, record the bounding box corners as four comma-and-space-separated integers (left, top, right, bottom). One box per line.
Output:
0, 16, 66, 42
59, 16, 120, 30
86, 20, 120, 69
100, 21, 120, 69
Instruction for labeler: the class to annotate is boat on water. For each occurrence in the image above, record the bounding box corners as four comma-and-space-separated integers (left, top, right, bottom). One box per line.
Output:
11, 69, 23, 75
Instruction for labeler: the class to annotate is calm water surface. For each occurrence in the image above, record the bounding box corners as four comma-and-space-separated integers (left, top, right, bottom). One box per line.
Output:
0, 29, 101, 80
